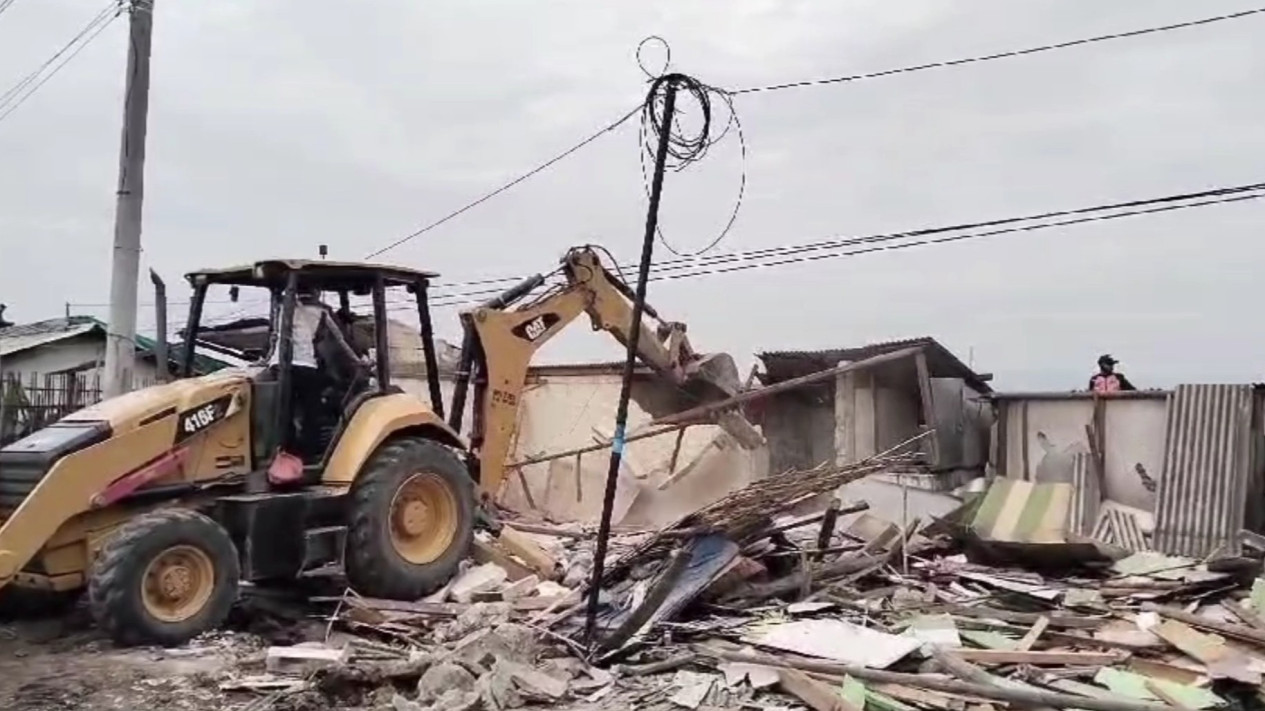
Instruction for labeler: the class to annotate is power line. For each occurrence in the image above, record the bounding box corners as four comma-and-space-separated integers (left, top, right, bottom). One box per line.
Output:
647, 191, 1265, 283
729, 6, 1265, 95
0, 0, 121, 125
418, 181, 1265, 308
69, 182, 1265, 315
359, 7, 1264, 259
0, 0, 19, 20
362, 105, 641, 260
413, 181, 1265, 304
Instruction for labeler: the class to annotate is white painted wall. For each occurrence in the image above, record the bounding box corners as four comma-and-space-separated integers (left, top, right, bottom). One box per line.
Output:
0, 336, 105, 377
397, 372, 769, 526
998, 395, 1166, 511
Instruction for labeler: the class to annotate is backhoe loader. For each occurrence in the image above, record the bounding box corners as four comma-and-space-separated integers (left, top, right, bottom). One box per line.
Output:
0, 247, 756, 646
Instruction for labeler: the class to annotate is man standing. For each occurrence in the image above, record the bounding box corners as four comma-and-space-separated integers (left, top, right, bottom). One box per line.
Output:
1089, 354, 1136, 393
270, 286, 361, 466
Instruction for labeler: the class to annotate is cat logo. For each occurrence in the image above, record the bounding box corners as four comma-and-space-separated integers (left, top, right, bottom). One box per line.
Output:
524, 317, 547, 340
511, 312, 560, 343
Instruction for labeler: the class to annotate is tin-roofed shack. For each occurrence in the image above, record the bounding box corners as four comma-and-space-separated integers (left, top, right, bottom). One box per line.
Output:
755, 337, 993, 486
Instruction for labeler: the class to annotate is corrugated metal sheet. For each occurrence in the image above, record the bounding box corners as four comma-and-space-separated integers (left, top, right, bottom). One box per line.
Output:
757, 336, 992, 392
1153, 384, 1254, 557
1093, 508, 1150, 552
1069, 452, 1101, 537
0, 317, 100, 357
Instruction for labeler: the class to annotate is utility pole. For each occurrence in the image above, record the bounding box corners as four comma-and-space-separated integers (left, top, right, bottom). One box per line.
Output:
102, 0, 155, 398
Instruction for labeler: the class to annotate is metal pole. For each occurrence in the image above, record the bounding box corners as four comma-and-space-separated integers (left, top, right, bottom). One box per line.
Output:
0, 348, 7, 447
584, 75, 680, 646
149, 269, 168, 383
414, 279, 446, 420
102, 0, 155, 398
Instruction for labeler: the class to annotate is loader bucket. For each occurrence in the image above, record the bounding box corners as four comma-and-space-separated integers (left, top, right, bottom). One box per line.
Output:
681, 353, 764, 449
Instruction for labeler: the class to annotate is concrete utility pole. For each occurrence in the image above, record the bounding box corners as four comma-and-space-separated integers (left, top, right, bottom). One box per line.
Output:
102, 0, 155, 398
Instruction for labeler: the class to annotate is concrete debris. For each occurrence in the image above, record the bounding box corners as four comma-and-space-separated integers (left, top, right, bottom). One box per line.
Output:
747, 618, 922, 669
449, 562, 509, 604
416, 661, 474, 703
668, 670, 716, 708
114, 455, 1265, 711
264, 642, 348, 674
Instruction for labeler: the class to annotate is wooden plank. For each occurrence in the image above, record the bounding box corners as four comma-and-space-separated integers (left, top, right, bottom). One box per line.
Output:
711, 648, 1174, 711
498, 526, 562, 580
1016, 616, 1050, 652
1150, 618, 1259, 684
1225, 602, 1265, 632
937, 603, 1104, 630
471, 538, 535, 581
953, 649, 1127, 666
778, 669, 855, 711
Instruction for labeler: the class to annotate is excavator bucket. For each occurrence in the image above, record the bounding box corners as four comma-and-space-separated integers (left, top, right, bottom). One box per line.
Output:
682, 352, 743, 399
681, 353, 765, 449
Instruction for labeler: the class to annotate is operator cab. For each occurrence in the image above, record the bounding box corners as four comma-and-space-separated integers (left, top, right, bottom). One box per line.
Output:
182, 259, 449, 484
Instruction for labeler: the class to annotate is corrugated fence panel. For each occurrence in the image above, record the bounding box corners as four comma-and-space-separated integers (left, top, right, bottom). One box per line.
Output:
1069, 452, 1100, 537
1153, 384, 1254, 557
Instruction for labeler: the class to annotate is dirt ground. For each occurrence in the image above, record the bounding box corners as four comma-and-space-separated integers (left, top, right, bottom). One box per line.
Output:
0, 588, 350, 711
0, 609, 254, 711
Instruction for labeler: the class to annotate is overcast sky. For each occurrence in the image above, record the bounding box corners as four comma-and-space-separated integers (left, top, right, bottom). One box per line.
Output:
1, 0, 1261, 390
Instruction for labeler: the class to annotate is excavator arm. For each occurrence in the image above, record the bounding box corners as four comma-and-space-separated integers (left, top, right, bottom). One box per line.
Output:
450, 246, 762, 500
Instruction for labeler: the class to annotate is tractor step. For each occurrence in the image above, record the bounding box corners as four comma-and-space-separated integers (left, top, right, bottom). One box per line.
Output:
212, 489, 347, 582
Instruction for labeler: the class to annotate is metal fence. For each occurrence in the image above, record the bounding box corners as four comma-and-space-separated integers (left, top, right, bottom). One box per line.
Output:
0, 371, 108, 447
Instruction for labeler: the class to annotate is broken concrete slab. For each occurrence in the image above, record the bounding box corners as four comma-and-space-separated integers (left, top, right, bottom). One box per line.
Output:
668, 670, 716, 709
448, 623, 543, 669
498, 574, 540, 602
450, 562, 509, 604
503, 660, 568, 700
265, 643, 348, 675
416, 662, 476, 703
747, 619, 921, 669
719, 661, 779, 690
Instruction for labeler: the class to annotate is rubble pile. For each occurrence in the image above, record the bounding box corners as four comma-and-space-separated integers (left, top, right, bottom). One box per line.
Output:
213, 457, 1265, 711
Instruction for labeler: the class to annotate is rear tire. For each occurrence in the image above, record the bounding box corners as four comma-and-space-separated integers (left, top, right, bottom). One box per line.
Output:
88, 508, 240, 647
345, 437, 475, 599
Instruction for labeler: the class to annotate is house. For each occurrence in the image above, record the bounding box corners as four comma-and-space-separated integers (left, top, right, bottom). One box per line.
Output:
1, 316, 245, 445
756, 336, 994, 478
753, 336, 994, 525
0, 315, 241, 382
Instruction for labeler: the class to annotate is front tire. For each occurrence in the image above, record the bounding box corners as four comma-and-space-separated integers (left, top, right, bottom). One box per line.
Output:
88, 508, 240, 647
345, 437, 475, 599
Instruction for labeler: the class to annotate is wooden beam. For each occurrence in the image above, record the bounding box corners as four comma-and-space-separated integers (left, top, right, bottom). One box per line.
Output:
953, 649, 1126, 666
914, 350, 939, 466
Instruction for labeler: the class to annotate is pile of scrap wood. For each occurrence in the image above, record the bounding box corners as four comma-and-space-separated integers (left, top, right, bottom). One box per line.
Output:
214, 450, 1265, 711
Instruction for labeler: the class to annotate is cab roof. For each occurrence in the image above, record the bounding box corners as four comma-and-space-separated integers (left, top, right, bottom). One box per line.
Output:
186, 259, 439, 291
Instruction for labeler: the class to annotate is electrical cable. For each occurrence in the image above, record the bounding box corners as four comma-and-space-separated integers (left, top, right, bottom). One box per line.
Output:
0, 0, 19, 20
417, 181, 1265, 308
362, 105, 641, 260
636, 40, 746, 258
0, 0, 121, 124
419, 180, 1265, 300
355, 7, 1262, 258
728, 6, 1265, 95
648, 190, 1265, 283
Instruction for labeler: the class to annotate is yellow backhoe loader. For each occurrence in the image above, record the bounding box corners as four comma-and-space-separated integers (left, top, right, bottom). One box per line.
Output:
0, 247, 755, 646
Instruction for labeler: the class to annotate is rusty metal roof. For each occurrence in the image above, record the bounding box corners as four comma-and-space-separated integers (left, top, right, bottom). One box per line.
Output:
757, 336, 992, 392
1152, 384, 1256, 557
